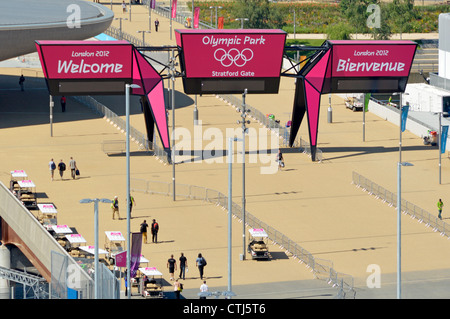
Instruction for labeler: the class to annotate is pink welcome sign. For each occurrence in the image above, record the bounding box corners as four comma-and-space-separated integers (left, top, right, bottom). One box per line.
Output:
36, 41, 132, 79
329, 40, 416, 78
35, 40, 170, 152
289, 40, 417, 161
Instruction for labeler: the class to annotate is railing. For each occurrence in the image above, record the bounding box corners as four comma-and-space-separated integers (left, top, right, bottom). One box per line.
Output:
141, 0, 215, 30
71, 96, 170, 163
0, 182, 94, 299
352, 171, 450, 237
131, 177, 356, 299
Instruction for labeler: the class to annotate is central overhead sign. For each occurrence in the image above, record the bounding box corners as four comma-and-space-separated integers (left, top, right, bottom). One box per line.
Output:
175, 29, 287, 94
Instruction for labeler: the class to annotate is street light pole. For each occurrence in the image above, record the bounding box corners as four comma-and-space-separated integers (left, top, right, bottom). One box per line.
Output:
227, 137, 233, 293
237, 89, 249, 260
80, 198, 112, 299
125, 83, 140, 299
137, 30, 150, 46
171, 49, 176, 201
115, 18, 128, 40
235, 18, 248, 29
209, 6, 222, 28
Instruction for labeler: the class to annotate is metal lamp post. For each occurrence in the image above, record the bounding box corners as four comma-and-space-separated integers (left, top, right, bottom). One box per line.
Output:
137, 30, 151, 46
114, 18, 128, 40
209, 6, 222, 28
393, 91, 411, 299
290, 8, 296, 39
235, 18, 249, 29
125, 83, 140, 299
236, 89, 250, 260
79, 198, 112, 299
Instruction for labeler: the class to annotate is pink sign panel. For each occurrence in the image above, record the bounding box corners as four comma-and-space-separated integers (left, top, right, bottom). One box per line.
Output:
329, 40, 416, 78
36, 41, 133, 79
176, 29, 286, 79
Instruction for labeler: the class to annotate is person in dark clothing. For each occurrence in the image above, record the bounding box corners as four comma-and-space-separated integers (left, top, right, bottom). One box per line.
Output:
179, 252, 187, 280
151, 219, 159, 243
167, 254, 177, 281
19, 74, 25, 91
140, 219, 149, 244
61, 96, 66, 112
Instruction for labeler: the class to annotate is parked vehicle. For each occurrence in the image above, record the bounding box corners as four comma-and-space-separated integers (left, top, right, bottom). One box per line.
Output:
247, 228, 270, 260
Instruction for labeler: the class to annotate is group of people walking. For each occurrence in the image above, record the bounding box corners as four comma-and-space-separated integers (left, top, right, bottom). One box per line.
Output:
167, 252, 208, 299
166, 252, 207, 281
48, 157, 78, 181
111, 195, 135, 220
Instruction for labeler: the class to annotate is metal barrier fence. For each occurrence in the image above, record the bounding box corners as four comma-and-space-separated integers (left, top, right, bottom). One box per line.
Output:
352, 171, 450, 238
218, 94, 323, 162
131, 177, 356, 298
71, 95, 170, 163
141, 0, 215, 30
430, 72, 450, 92
51, 251, 120, 299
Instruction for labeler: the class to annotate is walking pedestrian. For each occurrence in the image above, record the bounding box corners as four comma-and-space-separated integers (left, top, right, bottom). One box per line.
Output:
129, 194, 135, 214
49, 158, 56, 181
140, 219, 149, 244
69, 157, 77, 179
122, 1, 126, 13
196, 253, 207, 280
277, 149, 284, 171
19, 74, 25, 91
173, 279, 182, 299
58, 159, 66, 180
179, 252, 187, 280
151, 219, 159, 243
438, 198, 444, 220
154, 18, 159, 31
167, 254, 177, 281
111, 196, 120, 220
60, 96, 66, 112
199, 280, 208, 299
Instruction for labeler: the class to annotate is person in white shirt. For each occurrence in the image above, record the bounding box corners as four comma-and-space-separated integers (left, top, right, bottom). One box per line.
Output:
49, 158, 56, 181
199, 280, 208, 299
69, 157, 78, 179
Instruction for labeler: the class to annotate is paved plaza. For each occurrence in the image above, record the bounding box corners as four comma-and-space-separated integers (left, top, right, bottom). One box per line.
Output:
1, 2, 450, 299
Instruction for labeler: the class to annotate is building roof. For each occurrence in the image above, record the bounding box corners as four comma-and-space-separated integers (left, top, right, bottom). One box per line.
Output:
0, 0, 114, 61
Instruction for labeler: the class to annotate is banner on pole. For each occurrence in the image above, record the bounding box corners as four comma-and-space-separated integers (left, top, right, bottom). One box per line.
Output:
130, 232, 143, 278
150, 0, 156, 9
171, 0, 177, 19
194, 7, 200, 29
441, 125, 448, 153
364, 93, 371, 112
401, 105, 409, 132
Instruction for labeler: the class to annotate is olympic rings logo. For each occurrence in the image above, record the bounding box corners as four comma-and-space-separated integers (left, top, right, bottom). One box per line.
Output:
214, 48, 254, 67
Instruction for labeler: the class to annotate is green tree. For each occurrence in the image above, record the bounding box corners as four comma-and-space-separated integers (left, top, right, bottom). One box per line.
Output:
231, 0, 286, 29
387, 0, 418, 38
326, 22, 353, 40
